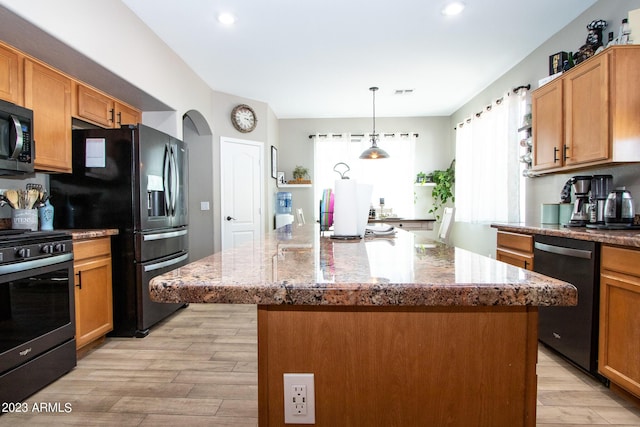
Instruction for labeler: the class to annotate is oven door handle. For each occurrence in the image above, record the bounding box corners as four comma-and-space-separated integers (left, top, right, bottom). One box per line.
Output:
0, 253, 73, 275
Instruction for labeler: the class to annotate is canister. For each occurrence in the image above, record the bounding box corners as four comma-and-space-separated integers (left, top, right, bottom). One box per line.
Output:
12, 209, 38, 231
541, 203, 559, 224
559, 203, 573, 226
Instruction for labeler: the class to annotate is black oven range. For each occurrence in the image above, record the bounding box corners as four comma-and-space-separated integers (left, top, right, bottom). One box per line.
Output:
0, 229, 75, 405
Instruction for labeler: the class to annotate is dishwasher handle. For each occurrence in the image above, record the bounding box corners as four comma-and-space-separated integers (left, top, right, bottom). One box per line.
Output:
534, 242, 592, 259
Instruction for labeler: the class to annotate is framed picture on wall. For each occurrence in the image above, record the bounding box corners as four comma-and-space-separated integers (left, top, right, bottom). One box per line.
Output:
271, 146, 278, 179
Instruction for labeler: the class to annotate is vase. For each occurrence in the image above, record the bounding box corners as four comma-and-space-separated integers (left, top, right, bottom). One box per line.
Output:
39, 199, 54, 230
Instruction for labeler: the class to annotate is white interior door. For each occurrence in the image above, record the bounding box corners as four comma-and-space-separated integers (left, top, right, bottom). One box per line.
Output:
220, 137, 264, 250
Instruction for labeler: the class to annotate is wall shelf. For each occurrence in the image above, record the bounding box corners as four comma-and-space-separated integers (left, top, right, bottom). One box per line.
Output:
278, 184, 312, 188
414, 183, 436, 187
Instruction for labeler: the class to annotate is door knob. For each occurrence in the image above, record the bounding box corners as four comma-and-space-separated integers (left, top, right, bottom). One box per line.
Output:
226, 216, 236, 221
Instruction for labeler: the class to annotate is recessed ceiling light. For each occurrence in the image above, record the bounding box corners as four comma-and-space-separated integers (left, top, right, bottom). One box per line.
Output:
218, 13, 236, 25
441, 1, 465, 16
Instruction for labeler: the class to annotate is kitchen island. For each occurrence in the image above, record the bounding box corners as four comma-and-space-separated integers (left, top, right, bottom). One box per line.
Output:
150, 224, 576, 427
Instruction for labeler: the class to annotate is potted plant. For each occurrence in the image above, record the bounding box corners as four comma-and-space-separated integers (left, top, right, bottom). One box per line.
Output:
292, 165, 310, 183
428, 159, 455, 220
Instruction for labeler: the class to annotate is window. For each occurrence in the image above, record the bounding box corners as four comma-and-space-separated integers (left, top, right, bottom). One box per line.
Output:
455, 90, 528, 223
313, 133, 416, 220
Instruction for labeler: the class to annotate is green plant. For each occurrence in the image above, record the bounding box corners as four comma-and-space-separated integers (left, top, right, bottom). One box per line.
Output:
292, 165, 309, 180
415, 172, 433, 184
428, 159, 455, 220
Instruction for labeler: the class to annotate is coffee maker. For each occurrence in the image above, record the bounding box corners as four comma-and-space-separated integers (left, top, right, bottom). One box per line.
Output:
591, 175, 613, 224
569, 175, 592, 226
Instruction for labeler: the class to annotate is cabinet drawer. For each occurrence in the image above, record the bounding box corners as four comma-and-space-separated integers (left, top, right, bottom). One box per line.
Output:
497, 231, 533, 253
73, 237, 111, 261
496, 248, 534, 270
601, 245, 640, 276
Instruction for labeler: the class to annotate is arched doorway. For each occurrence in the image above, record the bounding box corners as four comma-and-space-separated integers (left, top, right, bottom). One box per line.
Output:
182, 110, 215, 261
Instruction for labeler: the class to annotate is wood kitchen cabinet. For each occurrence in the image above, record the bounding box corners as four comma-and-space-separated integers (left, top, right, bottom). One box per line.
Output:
75, 83, 140, 128
73, 237, 113, 351
24, 58, 72, 173
599, 245, 640, 399
496, 231, 534, 270
532, 46, 640, 173
532, 78, 563, 170
0, 42, 22, 105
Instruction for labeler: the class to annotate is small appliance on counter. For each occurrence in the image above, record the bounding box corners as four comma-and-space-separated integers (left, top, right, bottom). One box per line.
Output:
568, 175, 592, 227
604, 188, 635, 226
590, 175, 613, 225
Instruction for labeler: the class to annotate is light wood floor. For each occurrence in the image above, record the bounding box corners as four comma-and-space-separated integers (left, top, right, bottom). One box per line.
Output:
1, 303, 639, 426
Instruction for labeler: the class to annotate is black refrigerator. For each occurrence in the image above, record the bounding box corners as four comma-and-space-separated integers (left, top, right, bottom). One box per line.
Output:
50, 124, 189, 337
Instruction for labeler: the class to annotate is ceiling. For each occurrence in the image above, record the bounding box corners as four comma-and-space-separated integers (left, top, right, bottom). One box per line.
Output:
121, 0, 597, 119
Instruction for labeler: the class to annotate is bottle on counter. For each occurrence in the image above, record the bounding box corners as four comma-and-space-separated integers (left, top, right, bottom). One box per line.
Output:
39, 199, 54, 230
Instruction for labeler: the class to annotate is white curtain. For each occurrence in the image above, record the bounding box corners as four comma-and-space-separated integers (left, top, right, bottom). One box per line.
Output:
455, 90, 525, 223
313, 133, 416, 220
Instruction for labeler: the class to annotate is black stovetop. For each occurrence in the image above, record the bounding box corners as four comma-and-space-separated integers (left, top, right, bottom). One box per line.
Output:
0, 229, 71, 249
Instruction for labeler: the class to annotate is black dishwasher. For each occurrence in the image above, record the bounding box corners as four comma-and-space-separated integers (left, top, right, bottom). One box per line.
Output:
534, 234, 600, 376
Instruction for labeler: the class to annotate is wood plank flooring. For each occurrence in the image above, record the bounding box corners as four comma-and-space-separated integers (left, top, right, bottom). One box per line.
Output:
1, 303, 638, 426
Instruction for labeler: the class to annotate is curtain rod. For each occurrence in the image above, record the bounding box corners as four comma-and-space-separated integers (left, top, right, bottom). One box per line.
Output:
455, 82, 531, 129
308, 132, 418, 139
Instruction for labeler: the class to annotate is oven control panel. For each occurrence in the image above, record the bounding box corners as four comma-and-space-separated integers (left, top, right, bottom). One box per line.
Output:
0, 235, 72, 264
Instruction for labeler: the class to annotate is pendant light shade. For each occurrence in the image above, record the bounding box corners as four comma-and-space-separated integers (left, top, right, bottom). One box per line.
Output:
360, 86, 390, 159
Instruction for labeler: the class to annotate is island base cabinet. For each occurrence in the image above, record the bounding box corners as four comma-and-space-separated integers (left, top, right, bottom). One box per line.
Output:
258, 305, 538, 427
599, 245, 640, 399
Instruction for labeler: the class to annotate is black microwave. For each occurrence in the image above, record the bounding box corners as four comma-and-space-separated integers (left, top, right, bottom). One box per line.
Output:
0, 99, 34, 175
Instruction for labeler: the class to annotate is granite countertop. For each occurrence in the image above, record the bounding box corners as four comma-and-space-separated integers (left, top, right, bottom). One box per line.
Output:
150, 223, 576, 307
64, 229, 119, 240
492, 222, 640, 248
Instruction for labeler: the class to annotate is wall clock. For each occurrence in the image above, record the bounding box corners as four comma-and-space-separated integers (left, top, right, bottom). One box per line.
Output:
231, 104, 257, 133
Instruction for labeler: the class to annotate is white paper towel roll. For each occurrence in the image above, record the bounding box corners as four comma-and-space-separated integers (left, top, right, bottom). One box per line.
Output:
333, 180, 373, 237
334, 179, 358, 236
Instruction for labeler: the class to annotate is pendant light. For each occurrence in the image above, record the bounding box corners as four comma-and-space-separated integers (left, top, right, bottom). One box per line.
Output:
359, 87, 390, 159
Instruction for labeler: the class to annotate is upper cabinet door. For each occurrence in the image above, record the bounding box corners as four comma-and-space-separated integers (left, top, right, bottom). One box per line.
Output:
115, 101, 141, 126
24, 59, 72, 173
564, 53, 609, 166
77, 84, 115, 128
532, 78, 563, 171
0, 43, 22, 105
74, 83, 140, 128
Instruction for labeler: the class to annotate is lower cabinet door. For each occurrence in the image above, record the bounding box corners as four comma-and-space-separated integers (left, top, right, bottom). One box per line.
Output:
74, 256, 113, 349
599, 271, 640, 398
496, 248, 534, 270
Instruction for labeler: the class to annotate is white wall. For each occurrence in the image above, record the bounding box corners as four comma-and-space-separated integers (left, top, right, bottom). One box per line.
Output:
449, 0, 640, 257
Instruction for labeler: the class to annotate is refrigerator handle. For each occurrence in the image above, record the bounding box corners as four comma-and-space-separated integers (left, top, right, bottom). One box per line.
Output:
170, 145, 178, 215
144, 253, 189, 272
163, 143, 173, 215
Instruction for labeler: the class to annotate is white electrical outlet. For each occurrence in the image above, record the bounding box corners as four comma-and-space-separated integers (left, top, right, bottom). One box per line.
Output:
283, 373, 315, 424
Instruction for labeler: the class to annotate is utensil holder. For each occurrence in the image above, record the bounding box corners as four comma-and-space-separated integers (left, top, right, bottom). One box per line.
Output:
12, 209, 38, 231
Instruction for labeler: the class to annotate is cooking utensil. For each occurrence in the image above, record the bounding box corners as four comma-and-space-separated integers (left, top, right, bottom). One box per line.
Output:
4, 190, 19, 209
26, 189, 39, 209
